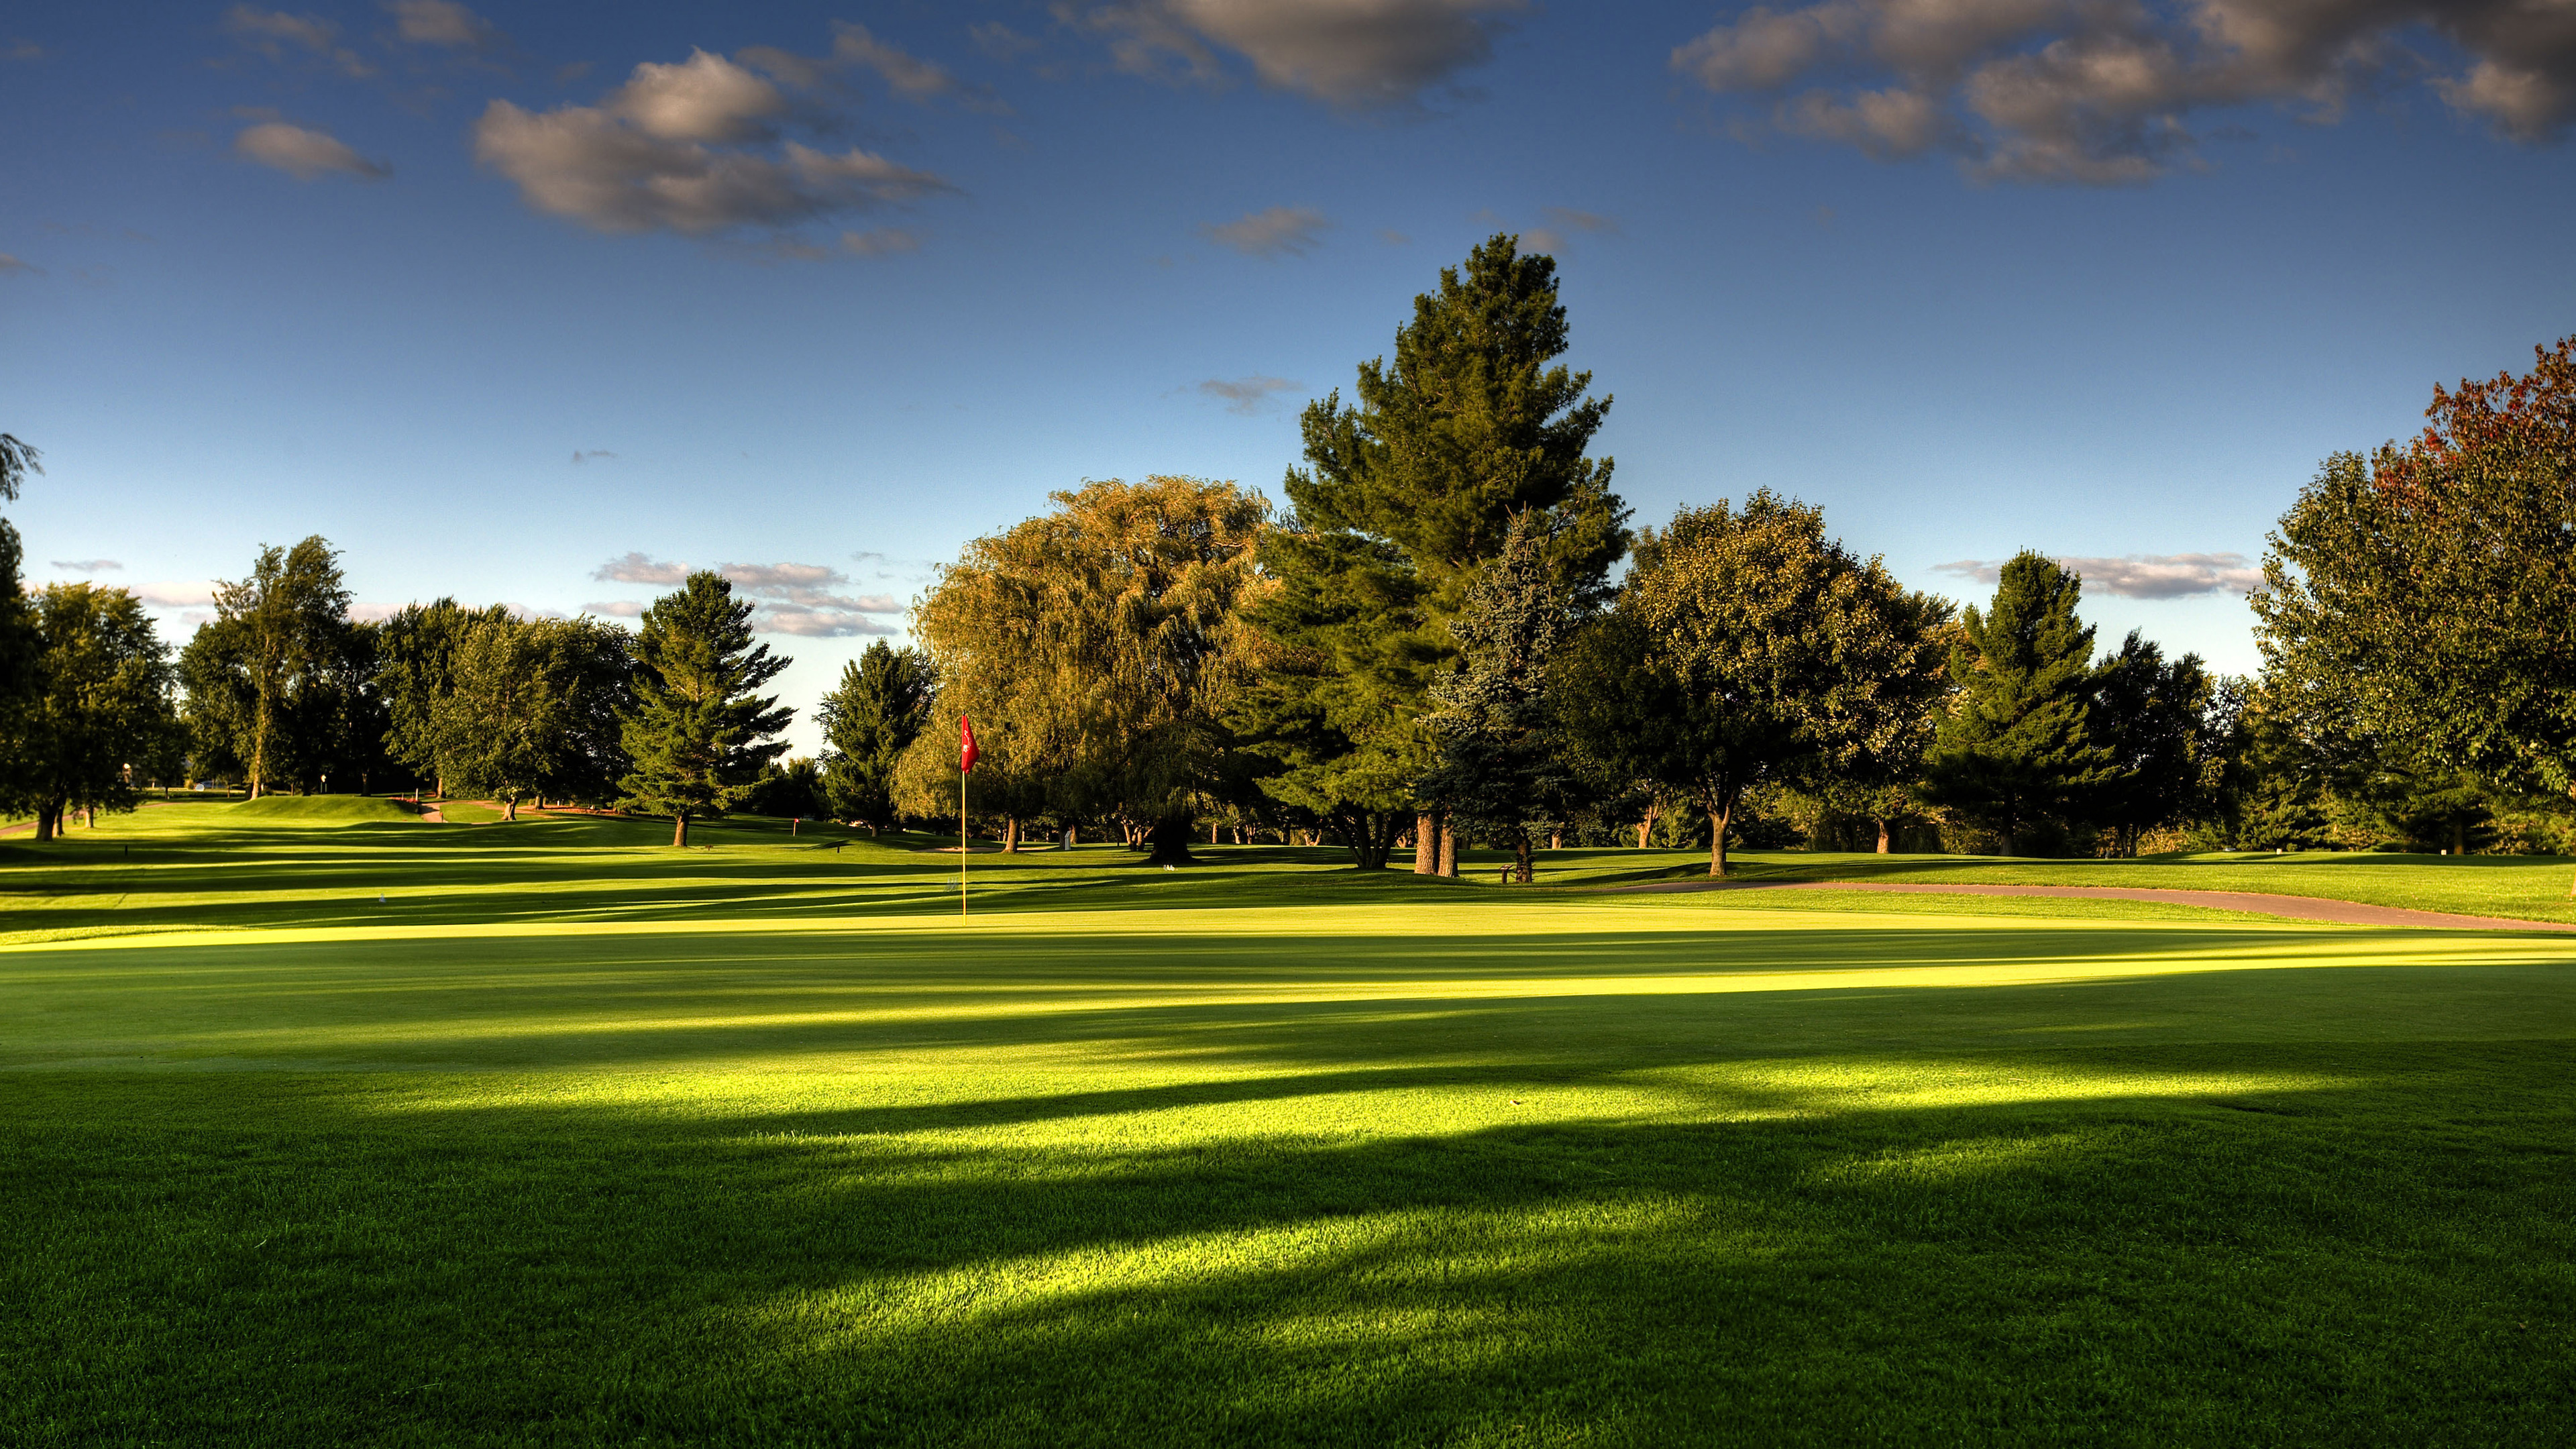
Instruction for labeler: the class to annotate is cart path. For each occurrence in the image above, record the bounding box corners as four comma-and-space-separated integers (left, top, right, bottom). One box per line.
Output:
1617, 879, 2576, 933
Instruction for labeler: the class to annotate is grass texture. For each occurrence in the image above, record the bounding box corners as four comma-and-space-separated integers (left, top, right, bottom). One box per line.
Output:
3, 804, 2572, 1445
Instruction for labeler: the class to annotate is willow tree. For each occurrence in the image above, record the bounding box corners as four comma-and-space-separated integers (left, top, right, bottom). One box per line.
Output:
1247, 233, 1627, 870
912, 475, 1270, 866
2255, 337, 2576, 883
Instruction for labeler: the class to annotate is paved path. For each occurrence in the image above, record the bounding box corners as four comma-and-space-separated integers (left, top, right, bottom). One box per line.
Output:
1620, 879, 2576, 933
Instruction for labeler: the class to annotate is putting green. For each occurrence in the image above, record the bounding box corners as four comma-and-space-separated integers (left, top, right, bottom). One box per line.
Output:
4, 816, 2573, 1444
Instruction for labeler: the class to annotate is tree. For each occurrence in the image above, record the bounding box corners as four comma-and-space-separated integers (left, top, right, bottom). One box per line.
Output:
378, 598, 511, 795
817, 641, 934, 830
1419, 512, 1577, 882
616, 572, 792, 847
1246, 233, 1628, 869
1785, 590, 1960, 853
1560, 492, 1945, 877
435, 614, 634, 820
2086, 631, 2220, 855
7, 584, 180, 840
2255, 337, 2576, 884
180, 537, 364, 797
0, 435, 40, 814
1917, 552, 2114, 857
912, 476, 1271, 865
746, 756, 828, 820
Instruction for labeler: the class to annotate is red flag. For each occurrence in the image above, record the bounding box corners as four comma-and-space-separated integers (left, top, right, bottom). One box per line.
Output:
959, 715, 979, 774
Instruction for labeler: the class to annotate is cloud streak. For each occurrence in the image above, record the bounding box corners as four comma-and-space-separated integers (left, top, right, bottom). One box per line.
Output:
1200, 205, 1330, 256
1672, 0, 2576, 184
50, 558, 122, 572
588, 554, 905, 635
1196, 374, 1301, 413
235, 122, 390, 180
1064, 0, 1527, 109
1935, 551, 2265, 600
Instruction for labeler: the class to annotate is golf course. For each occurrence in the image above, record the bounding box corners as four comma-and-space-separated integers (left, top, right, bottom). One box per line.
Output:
5, 798, 2571, 1445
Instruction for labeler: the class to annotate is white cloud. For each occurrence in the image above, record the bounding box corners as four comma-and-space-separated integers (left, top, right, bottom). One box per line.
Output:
826, 21, 1010, 112
50, 558, 121, 572
385, 0, 498, 50
131, 581, 218, 608
1672, 0, 2576, 184
347, 601, 408, 622
1065, 0, 1527, 109
1935, 551, 2265, 600
583, 599, 646, 617
571, 449, 617, 464
1196, 375, 1301, 414
592, 551, 690, 585
472, 49, 957, 237
1199, 205, 1330, 256
235, 122, 390, 180
758, 608, 899, 637
224, 5, 372, 77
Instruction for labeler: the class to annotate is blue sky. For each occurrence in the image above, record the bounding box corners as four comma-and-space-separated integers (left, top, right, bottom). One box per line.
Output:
4, 1, 2572, 751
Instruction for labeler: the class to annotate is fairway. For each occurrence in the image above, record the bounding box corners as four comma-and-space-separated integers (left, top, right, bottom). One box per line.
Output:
6, 810, 2575, 1445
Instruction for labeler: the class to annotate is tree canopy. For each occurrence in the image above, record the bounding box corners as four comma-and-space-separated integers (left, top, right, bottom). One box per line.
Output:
180, 537, 368, 797
1917, 552, 2113, 857
817, 641, 934, 830
617, 572, 792, 847
6, 583, 180, 839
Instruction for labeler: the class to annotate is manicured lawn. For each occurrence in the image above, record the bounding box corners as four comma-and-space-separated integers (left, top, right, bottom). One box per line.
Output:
3, 804, 2573, 1444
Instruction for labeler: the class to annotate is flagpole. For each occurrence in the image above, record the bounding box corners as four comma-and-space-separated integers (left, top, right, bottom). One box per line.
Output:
960, 763, 968, 918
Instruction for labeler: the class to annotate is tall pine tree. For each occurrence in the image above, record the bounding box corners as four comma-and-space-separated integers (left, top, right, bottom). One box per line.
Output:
1917, 551, 2112, 856
817, 641, 934, 830
1245, 233, 1627, 869
617, 571, 791, 847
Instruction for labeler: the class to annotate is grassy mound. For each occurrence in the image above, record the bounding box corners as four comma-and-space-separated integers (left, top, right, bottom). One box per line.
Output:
223, 794, 420, 826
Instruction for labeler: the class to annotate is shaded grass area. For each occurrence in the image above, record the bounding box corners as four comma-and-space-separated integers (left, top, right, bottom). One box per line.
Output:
5, 900, 2575, 1444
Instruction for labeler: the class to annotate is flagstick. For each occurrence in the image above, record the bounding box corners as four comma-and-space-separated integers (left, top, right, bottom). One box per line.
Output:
959, 764, 968, 918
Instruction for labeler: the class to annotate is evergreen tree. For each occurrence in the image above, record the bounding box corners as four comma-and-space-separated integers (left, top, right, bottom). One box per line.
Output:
616, 572, 792, 847
1917, 552, 2113, 856
1419, 513, 1576, 882
2086, 630, 2220, 855
816, 641, 934, 830
1246, 233, 1627, 869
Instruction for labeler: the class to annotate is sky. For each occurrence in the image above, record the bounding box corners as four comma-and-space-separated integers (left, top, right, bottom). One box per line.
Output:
3, 0, 2573, 753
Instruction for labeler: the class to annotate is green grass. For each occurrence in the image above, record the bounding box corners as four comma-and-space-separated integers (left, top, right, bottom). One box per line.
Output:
4, 811, 2573, 1444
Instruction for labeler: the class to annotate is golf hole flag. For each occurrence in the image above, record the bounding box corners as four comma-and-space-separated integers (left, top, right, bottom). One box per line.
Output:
959, 716, 979, 774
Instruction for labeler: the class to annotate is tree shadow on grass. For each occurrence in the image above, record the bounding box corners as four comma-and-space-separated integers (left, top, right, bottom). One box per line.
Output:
6, 1038, 2571, 1447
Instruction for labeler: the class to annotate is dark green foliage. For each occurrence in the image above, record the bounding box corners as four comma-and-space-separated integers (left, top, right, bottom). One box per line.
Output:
0, 432, 35, 502
6, 584, 180, 839
1419, 513, 1577, 881
435, 614, 635, 818
1244, 235, 1628, 864
376, 598, 511, 793
1918, 553, 2114, 856
817, 641, 934, 828
1562, 492, 1947, 876
746, 756, 828, 819
616, 571, 792, 847
178, 537, 372, 796
2086, 631, 2221, 855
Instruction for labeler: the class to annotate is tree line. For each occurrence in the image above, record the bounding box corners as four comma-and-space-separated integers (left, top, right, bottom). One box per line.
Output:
2, 243, 2567, 869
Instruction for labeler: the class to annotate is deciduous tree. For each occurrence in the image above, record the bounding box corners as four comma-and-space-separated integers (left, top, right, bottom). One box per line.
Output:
180, 537, 365, 796
1418, 512, 1578, 882
9, 584, 180, 839
436, 614, 634, 820
2255, 337, 2576, 885
2086, 631, 2220, 855
617, 572, 792, 847
912, 476, 1270, 865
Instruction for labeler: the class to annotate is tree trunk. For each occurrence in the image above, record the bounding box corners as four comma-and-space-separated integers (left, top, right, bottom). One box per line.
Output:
1004, 816, 1020, 853
1513, 831, 1533, 884
1144, 815, 1195, 866
1438, 822, 1458, 877
502, 798, 518, 822
2000, 828, 2017, 859
1709, 805, 1730, 877
1875, 817, 1891, 854
1414, 812, 1438, 874
2453, 817, 2467, 857
672, 813, 690, 849
34, 802, 58, 842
